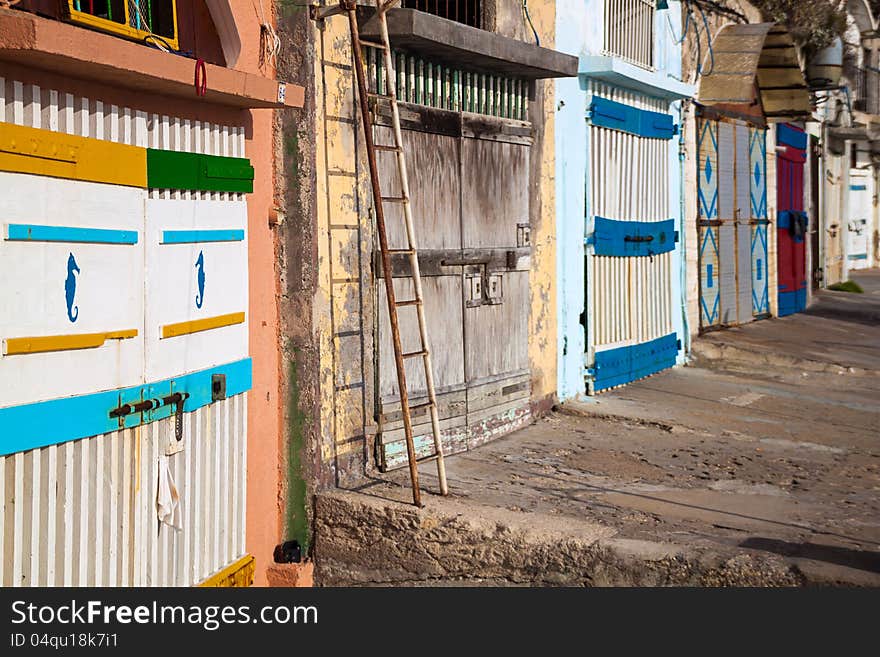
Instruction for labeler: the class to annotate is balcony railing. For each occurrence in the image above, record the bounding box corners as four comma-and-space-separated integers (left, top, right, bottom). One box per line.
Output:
603, 0, 655, 70
852, 66, 880, 116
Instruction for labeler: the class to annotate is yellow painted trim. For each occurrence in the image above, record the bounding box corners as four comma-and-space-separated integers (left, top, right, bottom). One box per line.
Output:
67, 5, 181, 52
3, 329, 138, 355
0, 122, 147, 188
161, 312, 246, 339
198, 555, 255, 588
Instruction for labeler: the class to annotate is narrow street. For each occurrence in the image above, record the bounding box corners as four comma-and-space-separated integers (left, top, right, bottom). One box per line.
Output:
315, 270, 880, 586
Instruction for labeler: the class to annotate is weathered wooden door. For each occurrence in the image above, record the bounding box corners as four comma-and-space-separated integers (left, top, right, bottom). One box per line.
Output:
375, 110, 531, 468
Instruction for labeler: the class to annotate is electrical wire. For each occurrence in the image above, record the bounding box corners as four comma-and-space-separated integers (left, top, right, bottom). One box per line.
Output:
694, 0, 715, 76
522, 0, 540, 47
667, 0, 691, 45
254, 0, 281, 69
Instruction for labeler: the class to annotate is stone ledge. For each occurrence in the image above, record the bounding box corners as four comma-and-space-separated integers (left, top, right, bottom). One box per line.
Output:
312, 490, 839, 586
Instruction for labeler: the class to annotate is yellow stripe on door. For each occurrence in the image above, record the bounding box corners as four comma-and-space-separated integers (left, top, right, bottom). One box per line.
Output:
160, 312, 246, 339
3, 329, 138, 355
0, 122, 147, 188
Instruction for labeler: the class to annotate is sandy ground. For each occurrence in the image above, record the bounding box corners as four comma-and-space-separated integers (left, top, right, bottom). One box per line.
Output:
316, 270, 880, 585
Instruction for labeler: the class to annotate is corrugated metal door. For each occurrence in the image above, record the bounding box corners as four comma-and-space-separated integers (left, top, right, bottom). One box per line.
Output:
698, 114, 767, 329
585, 86, 678, 393
0, 78, 250, 586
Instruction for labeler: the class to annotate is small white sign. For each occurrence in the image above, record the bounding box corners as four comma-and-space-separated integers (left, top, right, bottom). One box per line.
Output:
278, 83, 287, 104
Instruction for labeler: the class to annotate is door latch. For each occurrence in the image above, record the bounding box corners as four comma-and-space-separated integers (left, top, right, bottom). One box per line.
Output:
110, 392, 190, 442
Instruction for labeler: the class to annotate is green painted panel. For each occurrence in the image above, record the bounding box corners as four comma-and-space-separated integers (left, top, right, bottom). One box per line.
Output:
146, 149, 254, 193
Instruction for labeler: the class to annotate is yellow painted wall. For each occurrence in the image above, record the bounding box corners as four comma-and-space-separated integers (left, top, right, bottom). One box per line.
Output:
312, 15, 371, 477
527, 0, 558, 405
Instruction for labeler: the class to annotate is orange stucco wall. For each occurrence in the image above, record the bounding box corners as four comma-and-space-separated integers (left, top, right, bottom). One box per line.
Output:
226, 2, 281, 588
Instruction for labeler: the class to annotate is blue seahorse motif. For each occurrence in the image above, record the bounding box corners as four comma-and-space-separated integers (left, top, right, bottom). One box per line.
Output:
195, 250, 206, 309
65, 252, 80, 322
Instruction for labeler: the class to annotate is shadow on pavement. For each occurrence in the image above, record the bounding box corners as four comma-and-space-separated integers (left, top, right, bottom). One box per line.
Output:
740, 537, 880, 574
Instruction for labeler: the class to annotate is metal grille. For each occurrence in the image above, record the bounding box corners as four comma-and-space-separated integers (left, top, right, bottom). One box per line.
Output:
851, 66, 880, 115
364, 48, 529, 121
401, 0, 481, 29
603, 0, 655, 70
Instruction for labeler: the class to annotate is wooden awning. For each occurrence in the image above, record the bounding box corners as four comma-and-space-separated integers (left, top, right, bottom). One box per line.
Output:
697, 23, 811, 121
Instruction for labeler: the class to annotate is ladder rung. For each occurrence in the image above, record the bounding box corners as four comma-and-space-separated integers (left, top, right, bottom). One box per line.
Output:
395, 299, 422, 307
408, 401, 435, 413
402, 349, 428, 359
387, 248, 415, 255
381, 196, 408, 203
416, 453, 440, 464
374, 144, 402, 152
367, 91, 394, 100
359, 39, 389, 50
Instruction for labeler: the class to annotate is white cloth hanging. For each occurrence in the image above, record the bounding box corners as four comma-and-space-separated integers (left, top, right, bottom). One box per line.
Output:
157, 454, 181, 529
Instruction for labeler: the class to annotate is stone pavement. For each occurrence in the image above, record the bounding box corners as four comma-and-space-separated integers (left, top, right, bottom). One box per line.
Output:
314, 271, 880, 586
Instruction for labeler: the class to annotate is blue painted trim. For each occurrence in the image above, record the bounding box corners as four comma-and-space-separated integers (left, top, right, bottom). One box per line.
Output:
589, 96, 675, 140
850, 185, 867, 191
593, 333, 679, 391
778, 289, 807, 317
848, 253, 868, 260
162, 229, 245, 244
6, 224, 138, 245
0, 358, 252, 456
593, 217, 677, 257
777, 124, 807, 150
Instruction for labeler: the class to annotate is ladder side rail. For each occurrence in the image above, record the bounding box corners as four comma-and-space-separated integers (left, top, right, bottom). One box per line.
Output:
345, 4, 423, 506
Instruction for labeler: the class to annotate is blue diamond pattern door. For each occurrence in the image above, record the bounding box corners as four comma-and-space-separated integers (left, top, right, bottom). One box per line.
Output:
749, 127, 769, 316
697, 118, 721, 328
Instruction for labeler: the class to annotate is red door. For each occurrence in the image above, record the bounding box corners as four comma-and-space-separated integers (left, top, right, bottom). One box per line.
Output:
776, 124, 807, 316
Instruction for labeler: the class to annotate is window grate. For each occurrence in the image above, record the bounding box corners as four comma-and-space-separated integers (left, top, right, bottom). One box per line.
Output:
65, 0, 179, 50
602, 0, 655, 70
364, 47, 528, 121
401, 0, 482, 29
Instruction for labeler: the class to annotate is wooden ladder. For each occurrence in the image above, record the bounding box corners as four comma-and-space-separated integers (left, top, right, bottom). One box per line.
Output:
336, 0, 448, 506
